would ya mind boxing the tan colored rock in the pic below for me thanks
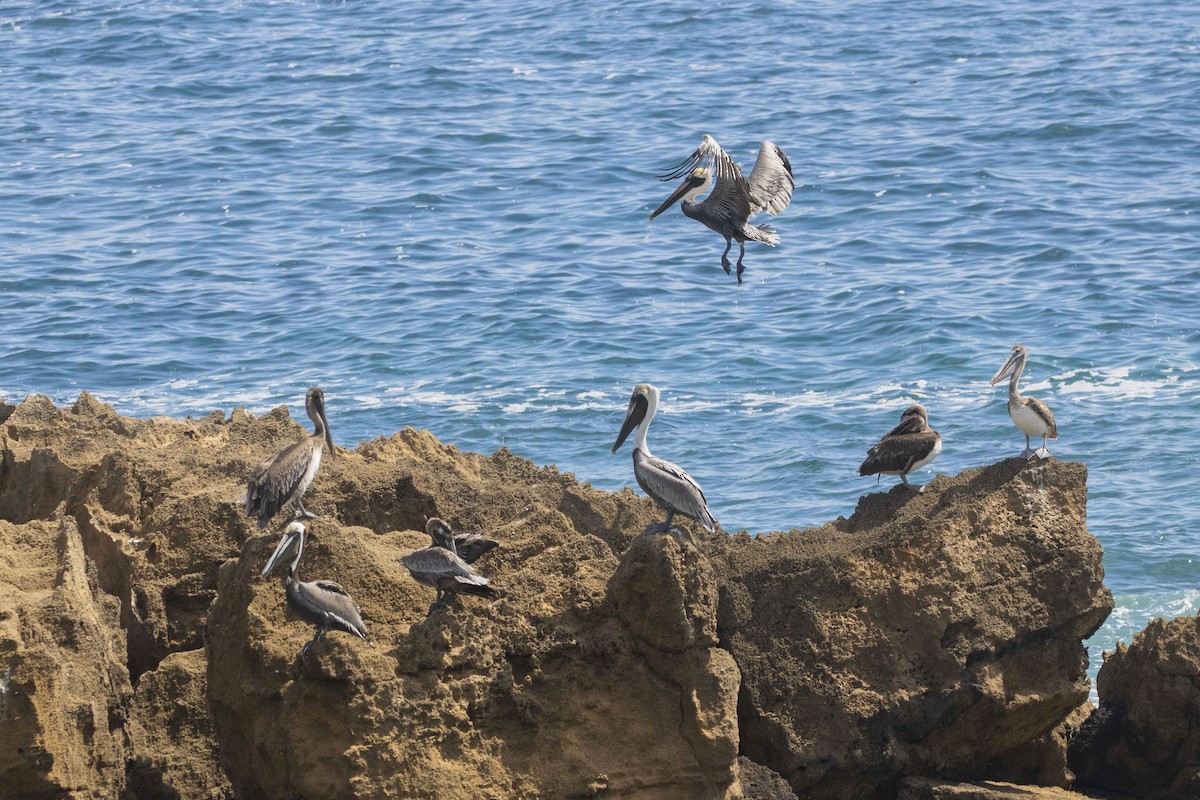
[711,459,1113,799]
[899,777,1124,799]
[0,394,1124,799]
[0,514,131,799]
[1069,615,1200,799]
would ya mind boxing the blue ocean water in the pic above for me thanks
[1,1,1197,685]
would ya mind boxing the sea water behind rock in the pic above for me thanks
[1,0,1197,685]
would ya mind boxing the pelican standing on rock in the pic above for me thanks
[611,383,717,535]
[402,542,499,614]
[990,345,1057,459]
[261,522,367,659]
[242,386,334,529]
[858,403,943,492]
[425,517,498,563]
[650,134,794,284]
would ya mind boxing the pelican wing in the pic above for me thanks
[452,532,500,564]
[634,451,717,532]
[859,430,941,476]
[747,141,794,217]
[294,579,367,639]
[1027,397,1058,438]
[243,439,317,526]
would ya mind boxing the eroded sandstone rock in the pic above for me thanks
[1069,614,1200,799]
[711,459,1113,799]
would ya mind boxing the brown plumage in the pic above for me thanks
[858,403,943,492]
[242,386,334,529]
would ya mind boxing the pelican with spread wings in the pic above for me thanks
[650,135,794,284]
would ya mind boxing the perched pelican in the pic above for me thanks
[261,522,367,659]
[650,134,794,284]
[425,517,498,564]
[990,345,1057,459]
[401,544,498,614]
[611,383,717,535]
[242,386,334,529]
[858,404,943,492]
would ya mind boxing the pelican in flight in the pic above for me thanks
[858,404,943,492]
[990,345,1057,459]
[611,383,717,536]
[242,386,334,529]
[261,522,367,659]
[650,134,794,284]
[425,517,498,564]
[402,542,499,614]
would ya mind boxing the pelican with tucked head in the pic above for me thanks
[261,522,367,659]
[401,542,499,615]
[242,386,335,528]
[650,134,794,284]
[612,383,717,536]
[990,345,1057,459]
[858,403,943,492]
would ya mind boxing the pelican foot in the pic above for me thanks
[735,263,745,284]
[645,521,673,535]
[720,258,732,275]
[904,482,926,493]
[1034,447,1052,459]
[1019,448,1036,459]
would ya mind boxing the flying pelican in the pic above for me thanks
[261,522,367,659]
[650,134,794,284]
[242,386,334,529]
[611,383,717,536]
[401,543,498,614]
[990,345,1057,459]
[425,517,498,564]
[858,403,943,492]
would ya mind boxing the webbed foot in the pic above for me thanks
[1034,447,1052,459]
[736,262,745,284]
[1019,448,1036,459]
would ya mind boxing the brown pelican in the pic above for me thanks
[401,543,499,614]
[990,345,1057,459]
[611,383,717,535]
[261,522,367,658]
[650,134,794,284]
[425,517,498,564]
[858,403,943,492]
[242,386,334,529]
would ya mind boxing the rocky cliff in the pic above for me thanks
[0,393,1127,799]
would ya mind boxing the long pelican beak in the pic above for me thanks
[649,174,702,221]
[611,393,648,453]
[990,351,1022,385]
[318,397,335,460]
[262,523,305,578]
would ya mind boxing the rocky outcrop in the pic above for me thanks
[1069,615,1200,799]
[711,459,1113,799]
[0,393,1119,798]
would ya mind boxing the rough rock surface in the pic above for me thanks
[1069,615,1200,799]
[0,393,1119,798]
[711,459,1113,799]
[899,777,1126,800]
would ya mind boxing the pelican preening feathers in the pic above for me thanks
[261,522,368,659]
[425,517,499,564]
[612,383,717,536]
[858,404,943,492]
[401,538,499,614]
[650,134,794,284]
[990,345,1058,459]
[242,386,335,529]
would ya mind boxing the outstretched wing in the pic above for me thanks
[747,141,794,217]
[658,134,751,222]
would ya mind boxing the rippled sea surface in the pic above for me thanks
[2,1,1198,682]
